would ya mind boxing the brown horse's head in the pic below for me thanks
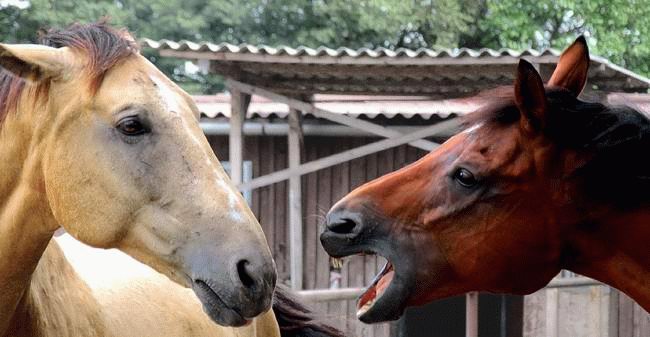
[0,23,275,326]
[321,37,647,322]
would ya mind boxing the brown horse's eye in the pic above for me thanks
[454,168,478,188]
[116,117,148,136]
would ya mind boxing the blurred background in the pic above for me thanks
[3,1,648,336]
[2,0,649,94]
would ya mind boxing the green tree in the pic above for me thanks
[1,0,649,92]
[468,0,650,76]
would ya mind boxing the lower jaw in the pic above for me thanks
[193,281,251,327]
[356,262,395,318]
[202,304,251,327]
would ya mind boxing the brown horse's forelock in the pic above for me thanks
[0,21,138,127]
[465,87,650,208]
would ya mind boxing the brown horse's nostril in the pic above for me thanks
[236,259,255,288]
[327,217,358,234]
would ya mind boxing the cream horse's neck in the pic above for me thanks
[7,241,106,337]
[0,93,101,336]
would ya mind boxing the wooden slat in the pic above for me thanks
[226,79,440,151]
[303,142,319,290]
[238,119,457,191]
[288,108,303,290]
[258,137,275,264]
[313,142,333,315]
[634,301,650,337]
[227,89,250,184]
[466,292,479,337]
[316,142,333,290]
[273,137,288,284]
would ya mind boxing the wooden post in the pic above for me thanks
[466,292,479,337]
[288,108,304,290]
[228,88,250,185]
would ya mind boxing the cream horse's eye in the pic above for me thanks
[116,116,149,136]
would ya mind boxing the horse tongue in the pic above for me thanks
[358,286,377,309]
[376,269,394,296]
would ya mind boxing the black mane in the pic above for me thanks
[468,87,650,208]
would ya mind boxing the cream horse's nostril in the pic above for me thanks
[236,259,255,288]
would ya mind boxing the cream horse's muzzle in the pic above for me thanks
[186,247,277,327]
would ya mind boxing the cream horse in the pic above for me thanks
[0,23,338,337]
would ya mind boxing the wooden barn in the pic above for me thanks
[143,40,650,337]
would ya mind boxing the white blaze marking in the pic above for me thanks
[151,76,181,113]
[150,75,246,223]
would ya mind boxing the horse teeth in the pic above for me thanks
[331,257,344,269]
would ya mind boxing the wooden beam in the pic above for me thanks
[227,88,250,185]
[296,288,364,302]
[288,108,303,290]
[226,79,440,151]
[238,119,459,191]
[235,62,517,81]
[233,74,509,97]
[466,292,479,337]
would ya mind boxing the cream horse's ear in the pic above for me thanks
[0,43,73,81]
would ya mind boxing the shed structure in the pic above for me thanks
[143,40,650,337]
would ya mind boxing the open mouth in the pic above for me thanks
[192,279,252,327]
[331,252,406,322]
[357,260,395,317]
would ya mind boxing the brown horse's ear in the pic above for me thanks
[0,44,73,82]
[515,59,547,132]
[548,36,590,96]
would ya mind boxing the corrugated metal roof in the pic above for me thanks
[193,94,481,120]
[142,39,650,97]
[141,38,559,59]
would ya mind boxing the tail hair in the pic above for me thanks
[272,285,346,337]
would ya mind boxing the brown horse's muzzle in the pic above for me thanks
[321,200,419,323]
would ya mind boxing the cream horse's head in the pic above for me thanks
[0,24,275,326]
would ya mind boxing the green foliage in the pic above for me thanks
[474,0,650,76]
[1,0,649,93]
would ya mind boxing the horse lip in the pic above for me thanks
[321,232,415,323]
[192,279,252,327]
[357,255,413,323]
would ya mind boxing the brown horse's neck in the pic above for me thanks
[0,94,102,336]
[564,204,650,311]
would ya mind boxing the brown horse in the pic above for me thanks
[321,36,650,323]
[0,22,340,337]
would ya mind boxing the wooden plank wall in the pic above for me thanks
[523,285,649,337]
[206,135,427,336]
[616,292,650,337]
